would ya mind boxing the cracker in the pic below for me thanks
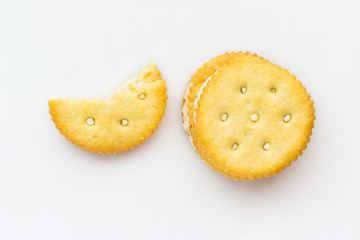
[183,52,315,180]
[49,63,167,154]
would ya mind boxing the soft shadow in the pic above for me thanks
[201,160,304,196]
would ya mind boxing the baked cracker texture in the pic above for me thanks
[182,52,315,180]
[49,63,167,154]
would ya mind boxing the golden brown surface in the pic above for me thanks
[183,52,315,180]
[49,64,167,154]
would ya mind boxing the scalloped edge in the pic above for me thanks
[49,64,168,154]
[183,51,315,180]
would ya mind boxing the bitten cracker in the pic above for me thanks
[49,63,167,154]
[182,52,315,180]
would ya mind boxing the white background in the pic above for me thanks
[1,0,359,239]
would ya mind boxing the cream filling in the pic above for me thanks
[182,82,193,134]
[182,68,222,145]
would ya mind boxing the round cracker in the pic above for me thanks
[185,53,315,180]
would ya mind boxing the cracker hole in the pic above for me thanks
[232,143,239,151]
[240,86,247,93]
[120,119,129,126]
[86,117,95,126]
[271,88,276,93]
[250,113,258,122]
[263,142,271,151]
[138,93,146,100]
[221,113,228,121]
[283,114,291,123]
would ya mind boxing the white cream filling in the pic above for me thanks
[182,82,193,134]
[182,68,223,146]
